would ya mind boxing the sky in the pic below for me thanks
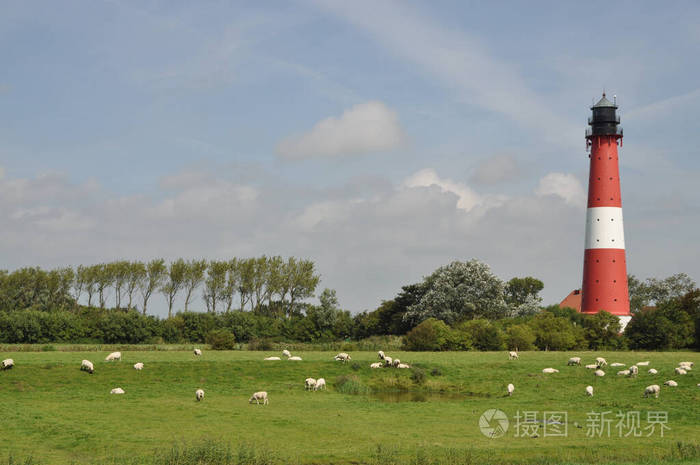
[1,1,699,317]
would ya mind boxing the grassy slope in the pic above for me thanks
[0,350,698,464]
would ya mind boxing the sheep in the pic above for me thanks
[617,370,631,376]
[674,367,687,375]
[648,368,658,374]
[664,380,678,387]
[542,368,559,374]
[80,360,94,374]
[678,363,692,371]
[567,357,582,366]
[288,356,302,361]
[585,385,594,396]
[133,362,144,370]
[1,359,13,370]
[383,356,393,367]
[636,361,650,366]
[305,378,317,391]
[264,356,281,361]
[196,389,204,401]
[314,378,326,391]
[678,361,694,367]
[508,351,519,360]
[378,351,385,360]
[594,369,605,377]
[334,353,351,363]
[629,365,638,376]
[595,357,607,367]
[249,391,268,405]
[193,348,202,356]
[282,349,291,358]
[396,363,410,369]
[585,364,598,369]
[105,352,121,362]
[392,359,401,368]
[644,385,660,398]
[610,362,625,367]
[110,387,125,394]
[370,362,383,369]
[507,383,514,396]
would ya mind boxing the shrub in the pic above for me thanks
[403,318,452,351]
[335,375,369,394]
[505,324,536,351]
[205,329,236,350]
[456,319,505,351]
[351,361,362,371]
[410,367,426,385]
[247,338,274,351]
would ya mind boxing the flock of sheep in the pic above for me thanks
[524,351,697,399]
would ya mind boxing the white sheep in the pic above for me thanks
[80,360,94,374]
[383,356,393,367]
[507,383,514,396]
[264,356,281,361]
[334,353,351,363]
[133,362,144,370]
[664,380,678,387]
[644,385,660,398]
[617,370,631,376]
[1,359,14,370]
[585,364,598,369]
[314,378,326,391]
[378,351,385,360]
[305,378,317,390]
[594,369,605,377]
[678,363,692,371]
[193,348,202,356]
[567,357,582,366]
[610,362,625,367]
[370,362,383,369]
[595,357,607,367]
[392,359,401,368]
[110,387,125,394]
[396,363,410,369]
[542,368,559,374]
[629,365,638,376]
[674,367,687,375]
[282,349,291,358]
[249,391,268,405]
[648,368,658,374]
[196,389,204,401]
[105,352,121,362]
[508,351,519,360]
[678,361,694,367]
[288,356,302,361]
[636,361,650,366]
[585,385,594,396]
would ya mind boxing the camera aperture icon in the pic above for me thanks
[479,409,509,438]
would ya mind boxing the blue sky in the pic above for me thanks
[1,1,699,315]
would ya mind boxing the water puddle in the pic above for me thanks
[369,391,466,403]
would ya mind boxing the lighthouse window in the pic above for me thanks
[613,280,617,283]
[612,259,616,263]
[610,197,614,200]
[611,218,614,221]
[609,177,613,180]
[596,259,600,263]
[611,239,615,242]
[596,280,599,283]
[596,218,600,222]
[596,239,600,242]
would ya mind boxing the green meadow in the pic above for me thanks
[0,349,698,465]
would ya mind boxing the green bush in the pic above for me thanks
[403,318,453,351]
[456,319,505,351]
[410,367,426,385]
[247,338,274,351]
[505,324,536,351]
[205,329,236,350]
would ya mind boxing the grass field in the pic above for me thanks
[0,350,699,465]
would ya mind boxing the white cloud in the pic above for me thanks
[277,101,405,159]
[535,172,586,207]
[470,155,519,184]
[403,168,482,212]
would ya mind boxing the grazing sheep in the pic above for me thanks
[636,361,650,366]
[644,385,660,398]
[110,388,125,394]
[105,352,121,362]
[629,365,638,376]
[1,359,13,370]
[305,378,317,391]
[378,351,385,360]
[678,361,694,367]
[314,378,326,391]
[542,368,559,374]
[567,357,582,366]
[193,348,202,356]
[133,362,144,370]
[288,356,302,361]
[610,362,625,367]
[196,389,204,401]
[585,364,598,369]
[80,360,94,374]
[282,349,291,358]
[334,353,351,363]
[595,357,607,367]
[392,359,401,368]
[396,363,410,369]
[648,368,658,374]
[585,385,594,396]
[678,363,692,371]
[675,367,687,375]
[594,369,606,377]
[664,380,678,387]
[370,362,383,369]
[507,383,514,396]
[617,370,631,376]
[383,357,393,367]
[249,391,268,405]
[264,356,281,361]
[508,351,519,360]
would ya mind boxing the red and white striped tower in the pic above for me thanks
[581,93,631,328]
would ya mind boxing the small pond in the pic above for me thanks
[369,391,467,403]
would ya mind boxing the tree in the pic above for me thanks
[203,260,228,313]
[161,259,187,318]
[287,258,320,318]
[223,258,241,312]
[505,277,544,306]
[238,258,255,311]
[82,265,98,307]
[251,256,268,312]
[309,288,340,332]
[111,261,130,309]
[139,259,166,315]
[94,264,113,309]
[125,262,146,310]
[403,259,508,325]
[583,310,622,349]
[265,256,283,307]
[183,259,207,311]
[505,324,536,351]
[403,318,453,351]
[628,273,697,311]
[72,265,87,308]
[528,312,586,351]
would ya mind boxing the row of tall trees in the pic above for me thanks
[0,256,320,317]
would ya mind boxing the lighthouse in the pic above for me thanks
[581,93,631,329]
